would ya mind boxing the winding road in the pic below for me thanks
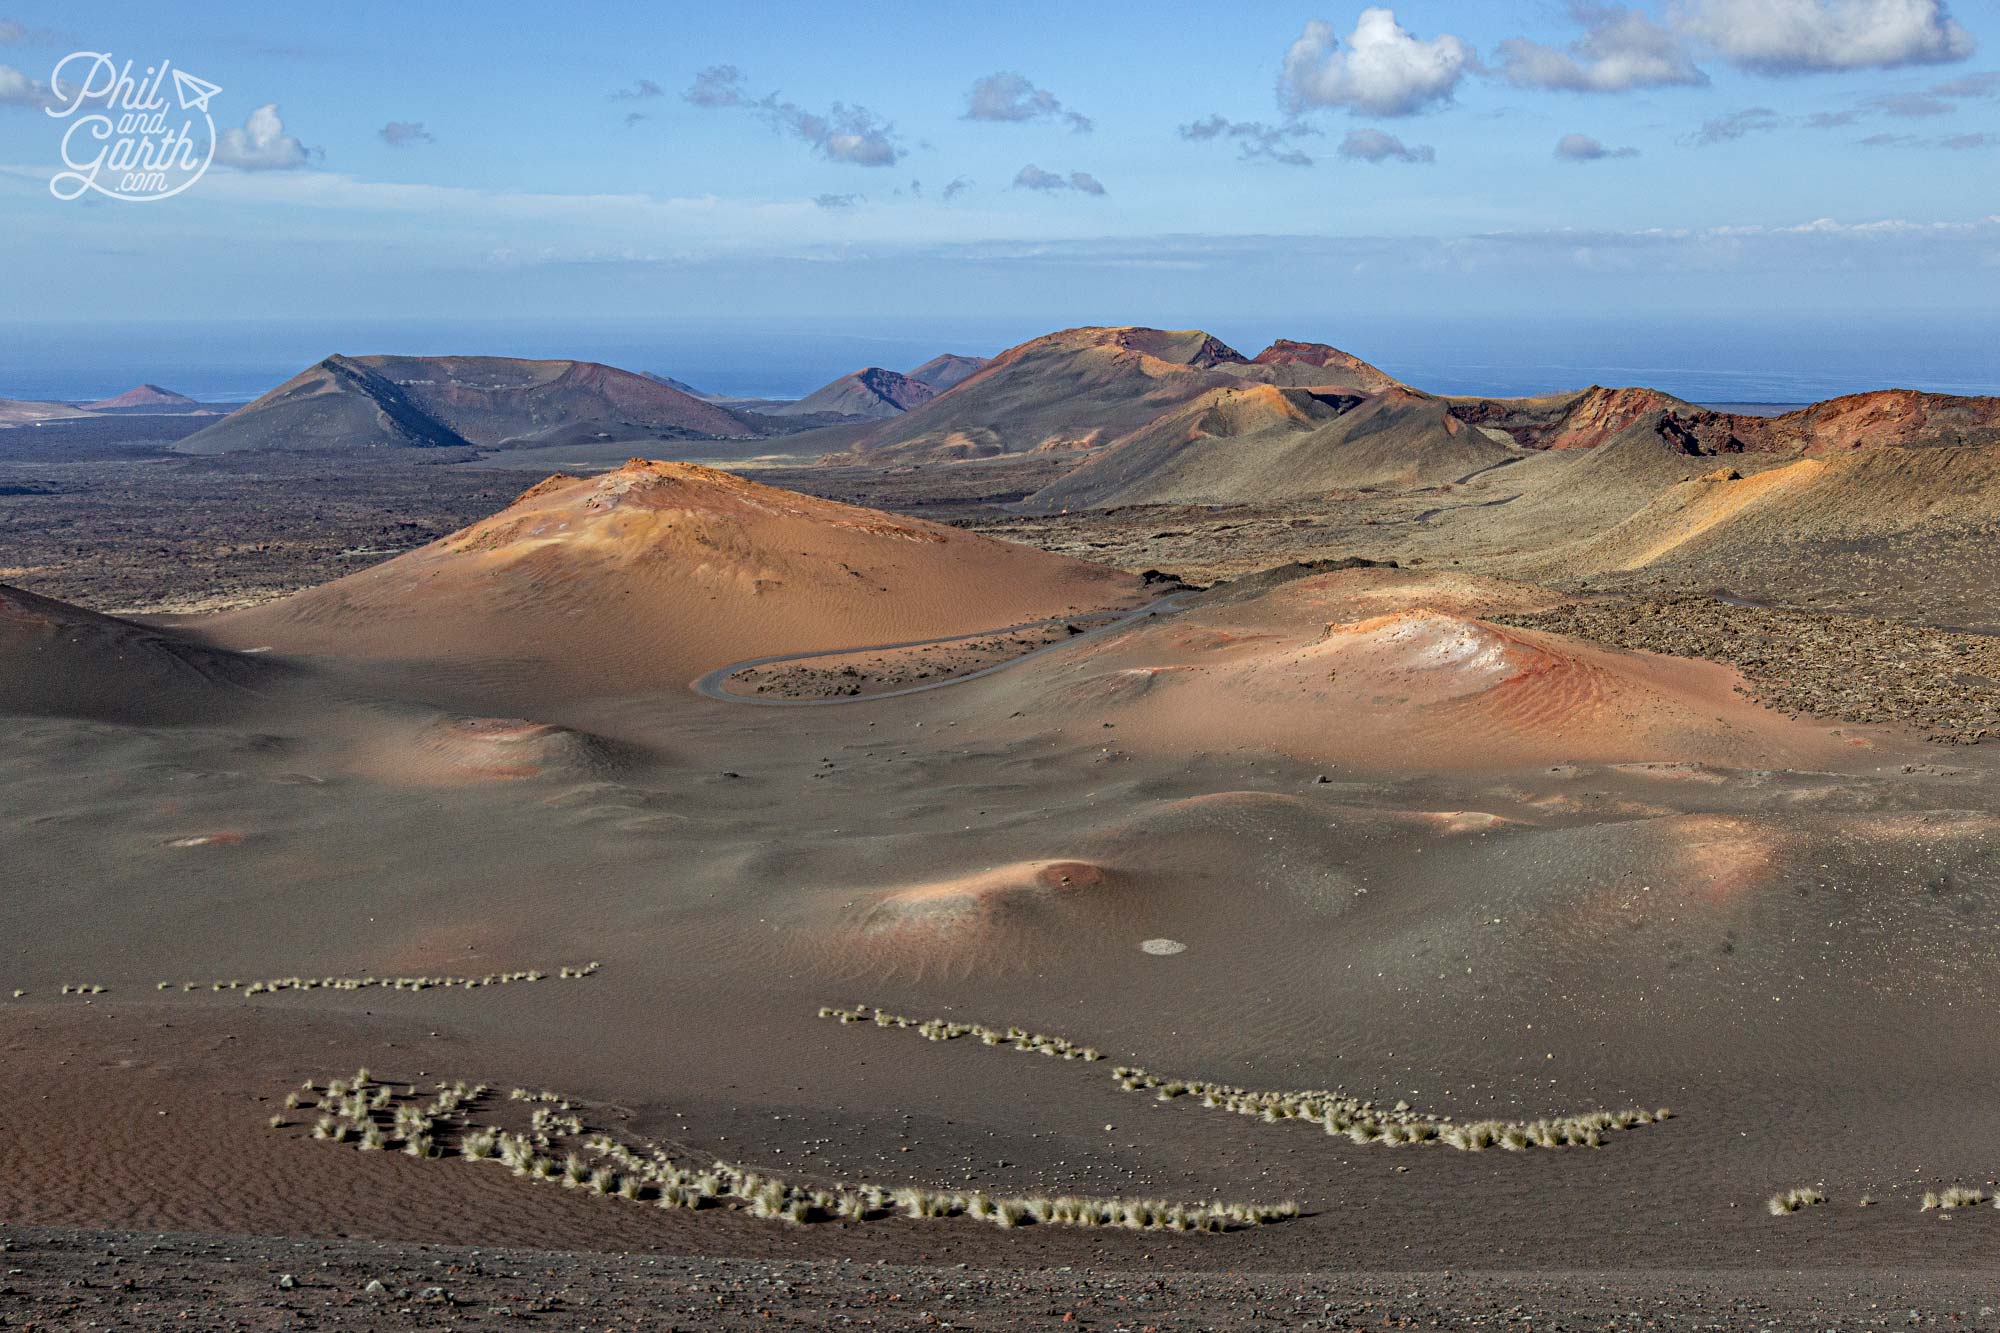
[690,593,1192,707]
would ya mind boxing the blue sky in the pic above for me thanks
[1,0,1997,332]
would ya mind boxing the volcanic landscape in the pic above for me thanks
[4,326,2000,1328]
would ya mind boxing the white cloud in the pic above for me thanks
[1555,131,1641,159]
[1012,164,1106,194]
[0,20,23,42]
[683,65,901,167]
[1499,4,1708,91]
[0,61,54,108]
[1678,0,1974,73]
[1279,10,1473,117]
[964,73,1092,132]
[609,79,663,101]
[1337,127,1435,163]
[216,103,311,170]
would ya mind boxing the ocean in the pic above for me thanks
[2,313,1994,406]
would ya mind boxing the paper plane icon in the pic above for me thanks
[171,68,222,113]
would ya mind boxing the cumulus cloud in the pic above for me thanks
[0,61,55,108]
[1012,164,1106,194]
[963,72,1091,132]
[1555,131,1641,159]
[1279,9,1473,117]
[1337,127,1435,163]
[813,192,860,209]
[1178,114,1318,166]
[216,104,311,170]
[0,19,22,42]
[609,79,664,101]
[378,120,433,147]
[1498,3,1708,91]
[683,64,901,166]
[1678,0,1975,73]
[1686,105,1784,144]
[940,176,972,201]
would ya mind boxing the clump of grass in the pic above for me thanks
[1936,1185,1987,1211]
[1768,1186,1826,1215]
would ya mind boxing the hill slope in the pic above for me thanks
[0,583,279,723]
[177,355,756,454]
[1544,443,2000,574]
[1450,386,2000,454]
[0,398,92,427]
[1235,340,1409,394]
[201,459,1140,702]
[1024,385,1510,511]
[834,327,1257,463]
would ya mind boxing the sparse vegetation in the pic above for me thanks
[1924,1185,1989,1212]
[280,1065,1294,1234]
[8,964,601,1007]
[818,1003,1670,1153]
[1768,1186,1826,1215]
[158,962,600,996]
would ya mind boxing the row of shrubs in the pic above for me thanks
[819,1003,1671,1153]
[283,1066,1297,1233]
[12,962,602,1001]
[1768,1183,2000,1213]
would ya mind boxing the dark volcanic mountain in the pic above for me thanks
[768,367,938,419]
[906,353,989,392]
[177,355,758,454]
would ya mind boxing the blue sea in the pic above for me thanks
[2,314,1995,406]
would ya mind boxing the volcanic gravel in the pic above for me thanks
[1496,596,2000,744]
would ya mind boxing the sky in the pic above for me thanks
[1,1,1997,384]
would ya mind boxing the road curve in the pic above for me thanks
[690,593,1192,707]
